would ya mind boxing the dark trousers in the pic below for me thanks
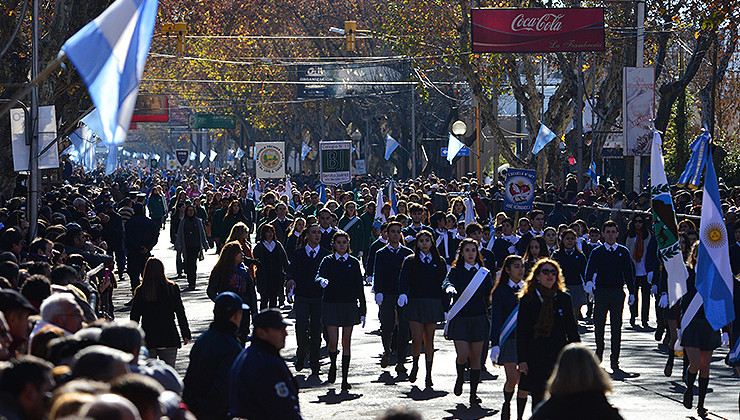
[379,293,409,362]
[185,247,199,288]
[594,288,625,364]
[295,296,323,371]
[153,216,164,231]
[629,275,651,322]
[108,247,125,275]
[127,254,148,291]
[238,310,251,346]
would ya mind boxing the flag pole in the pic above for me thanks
[0,53,67,118]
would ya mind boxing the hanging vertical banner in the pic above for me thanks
[174,149,190,167]
[255,142,285,178]
[623,67,655,156]
[11,106,60,171]
[503,168,536,211]
[319,141,352,185]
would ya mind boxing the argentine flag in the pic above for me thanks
[696,145,735,330]
[530,123,557,156]
[447,133,464,164]
[677,130,710,189]
[385,134,400,160]
[388,180,398,217]
[61,0,158,146]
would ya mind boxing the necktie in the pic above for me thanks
[340,256,346,262]
[309,250,315,259]
[424,256,430,264]
[470,266,477,273]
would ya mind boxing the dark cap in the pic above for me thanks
[0,289,39,314]
[214,292,249,318]
[253,308,291,330]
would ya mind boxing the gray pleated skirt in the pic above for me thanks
[446,314,489,342]
[322,302,360,327]
[407,298,445,324]
[567,284,587,307]
[499,330,518,364]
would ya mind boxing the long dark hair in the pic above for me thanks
[524,236,549,262]
[452,238,485,269]
[224,200,244,221]
[331,230,352,254]
[627,214,650,239]
[259,223,276,242]
[494,254,523,291]
[412,230,443,266]
[134,258,175,302]
[209,242,243,293]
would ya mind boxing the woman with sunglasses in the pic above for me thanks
[625,214,657,329]
[517,258,580,410]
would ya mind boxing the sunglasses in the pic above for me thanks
[540,268,558,276]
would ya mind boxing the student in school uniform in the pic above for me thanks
[551,229,588,321]
[543,227,559,256]
[252,224,289,310]
[318,208,338,251]
[373,221,414,374]
[285,224,331,377]
[398,230,447,389]
[493,217,519,268]
[442,238,494,406]
[402,203,433,249]
[490,255,528,420]
[338,201,365,257]
[365,223,388,286]
[624,214,658,329]
[431,211,457,266]
[466,222,497,371]
[316,230,366,391]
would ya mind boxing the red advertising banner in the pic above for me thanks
[471,8,605,53]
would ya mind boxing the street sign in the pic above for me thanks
[189,114,236,129]
[255,142,285,178]
[320,141,352,185]
[441,147,470,157]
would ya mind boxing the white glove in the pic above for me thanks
[445,286,458,295]
[658,293,669,308]
[318,277,329,288]
[404,235,415,243]
[367,276,374,286]
[287,286,295,302]
[584,281,595,294]
[628,294,636,306]
[361,316,366,328]
[651,285,658,297]
[375,293,384,306]
[722,332,730,347]
[358,251,364,259]
[489,346,501,364]
[647,271,654,284]
[397,294,408,307]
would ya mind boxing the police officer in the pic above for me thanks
[229,309,302,420]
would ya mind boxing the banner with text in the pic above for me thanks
[471,8,605,53]
[503,168,537,211]
[320,141,352,185]
[255,142,285,178]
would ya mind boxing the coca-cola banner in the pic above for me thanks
[471,8,605,53]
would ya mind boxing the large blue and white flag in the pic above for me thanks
[61,0,158,146]
[385,134,400,160]
[68,124,97,173]
[530,123,557,155]
[284,178,294,208]
[301,140,311,161]
[105,145,118,175]
[696,145,735,330]
[447,133,464,164]
[585,160,597,180]
[651,132,688,306]
[677,130,710,189]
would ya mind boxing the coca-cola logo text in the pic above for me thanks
[511,13,565,32]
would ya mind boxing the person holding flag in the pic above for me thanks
[490,255,528,420]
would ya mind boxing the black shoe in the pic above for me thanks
[470,394,481,405]
[611,361,620,372]
[664,356,674,377]
[380,352,391,368]
[683,387,693,409]
[425,376,433,389]
[655,328,664,341]
[124,299,133,307]
[310,369,320,378]
[630,317,637,328]
[395,364,407,380]
[341,380,352,391]
[697,406,707,417]
[454,376,464,396]
[409,364,419,383]
[295,356,305,372]
[501,403,511,420]
[642,321,650,329]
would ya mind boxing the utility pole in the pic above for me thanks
[28,0,40,241]
[411,84,417,178]
[575,54,584,190]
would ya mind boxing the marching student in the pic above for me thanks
[624,214,658,329]
[402,203,432,249]
[466,223,496,272]
[432,212,456,266]
[365,222,388,286]
[318,208,338,250]
[284,217,306,263]
[397,230,447,389]
[373,222,413,375]
[514,217,533,256]
[523,236,549,275]
[338,202,365,257]
[316,231,366,391]
[585,220,636,371]
[442,238,494,406]
[493,217,519,268]
[551,229,588,321]
[252,224,289,310]
[517,258,580,410]
[543,227,559,256]
[285,224,331,377]
[490,255,528,420]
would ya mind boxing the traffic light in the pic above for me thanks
[344,21,357,52]
[174,22,187,54]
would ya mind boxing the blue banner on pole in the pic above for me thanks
[503,169,536,212]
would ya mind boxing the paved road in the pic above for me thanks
[112,225,739,420]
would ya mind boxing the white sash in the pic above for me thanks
[341,216,360,232]
[444,267,490,337]
[436,231,449,258]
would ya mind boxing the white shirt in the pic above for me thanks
[263,240,276,252]
[378,237,388,244]
[334,252,349,262]
[508,279,525,291]
[420,252,432,263]
[387,244,401,254]
[531,230,544,237]
[605,243,618,252]
[321,227,334,234]
[464,262,481,271]
[305,244,320,257]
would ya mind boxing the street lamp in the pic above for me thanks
[452,120,467,136]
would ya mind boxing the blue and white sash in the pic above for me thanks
[341,216,360,232]
[444,267,490,337]
[499,304,519,346]
[729,336,740,364]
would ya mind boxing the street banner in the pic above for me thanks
[471,8,605,53]
[320,141,352,185]
[175,149,190,167]
[503,168,536,211]
[11,106,60,171]
[355,159,367,175]
[623,67,655,156]
[650,132,688,306]
[255,142,285,178]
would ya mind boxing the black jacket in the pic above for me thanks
[287,246,331,299]
[130,282,191,348]
[530,392,623,420]
[517,290,580,366]
[125,214,159,255]
[183,320,243,420]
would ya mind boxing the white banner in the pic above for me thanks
[319,141,352,185]
[623,67,654,156]
[255,142,285,178]
[11,106,60,171]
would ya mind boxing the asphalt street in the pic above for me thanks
[112,225,739,420]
